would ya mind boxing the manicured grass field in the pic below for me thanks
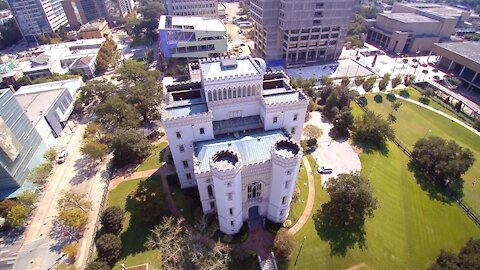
[107,176,165,269]
[288,142,480,270]
[135,142,168,172]
[358,94,480,213]
[288,159,310,225]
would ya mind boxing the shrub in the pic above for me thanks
[474,119,480,132]
[95,233,122,266]
[419,97,430,105]
[0,200,17,217]
[85,260,110,270]
[283,220,292,228]
[101,206,125,235]
[6,204,30,228]
[222,234,233,243]
[272,228,295,261]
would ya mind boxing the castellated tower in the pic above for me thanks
[209,150,244,234]
[268,139,303,223]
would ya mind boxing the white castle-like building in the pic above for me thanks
[161,56,308,234]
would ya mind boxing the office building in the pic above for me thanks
[161,56,308,234]
[7,0,68,42]
[0,88,48,198]
[14,78,83,145]
[79,20,112,39]
[165,0,218,18]
[391,2,470,27]
[62,0,89,30]
[432,42,480,93]
[250,0,358,67]
[158,15,227,59]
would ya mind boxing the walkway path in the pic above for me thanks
[393,94,480,136]
[288,157,316,235]
[109,168,161,190]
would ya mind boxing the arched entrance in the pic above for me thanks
[249,205,259,219]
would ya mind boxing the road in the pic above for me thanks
[12,116,109,270]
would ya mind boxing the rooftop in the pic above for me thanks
[80,20,108,31]
[263,92,300,104]
[14,88,64,125]
[399,3,468,18]
[195,130,287,172]
[381,13,439,23]
[165,100,208,118]
[434,42,480,64]
[201,57,261,81]
[159,15,226,32]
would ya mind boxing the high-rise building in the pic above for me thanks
[7,0,68,42]
[62,0,89,30]
[164,0,218,18]
[161,56,308,234]
[250,0,358,67]
[0,88,48,198]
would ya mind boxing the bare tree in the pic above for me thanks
[303,124,323,140]
[58,190,92,213]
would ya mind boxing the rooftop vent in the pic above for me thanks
[221,58,237,70]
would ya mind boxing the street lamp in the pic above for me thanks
[294,236,307,266]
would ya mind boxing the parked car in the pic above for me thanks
[317,165,333,174]
[56,150,68,164]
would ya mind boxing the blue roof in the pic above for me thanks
[166,103,208,118]
[195,130,287,172]
[263,92,299,104]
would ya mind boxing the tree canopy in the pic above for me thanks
[95,233,122,266]
[303,125,323,140]
[111,128,152,166]
[101,206,125,235]
[410,136,474,186]
[429,238,480,270]
[352,111,394,148]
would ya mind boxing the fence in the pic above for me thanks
[354,98,480,227]
[85,166,112,264]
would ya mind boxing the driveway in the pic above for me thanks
[304,112,362,185]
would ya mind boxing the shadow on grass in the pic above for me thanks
[313,204,367,256]
[352,138,389,156]
[386,93,396,102]
[407,162,463,203]
[373,94,383,103]
[399,89,410,98]
[357,96,368,107]
[117,175,169,260]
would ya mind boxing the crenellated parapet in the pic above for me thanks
[161,109,213,127]
[270,139,303,167]
[209,149,242,180]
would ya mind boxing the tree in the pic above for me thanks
[303,125,322,140]
[79,79,116,107]
[378,74,390,92]
[341,76,350,88]
[410,136,475,186]
[320,75,333,86]
[58,207,89,232]
[95,233,122,266]
[272,228,295,261]
[133,180,164,223]
[314,172,378,255]
[474,119,480,132]
[391,75,402,88]
[80,139,108,161]
[352,111,394,147]
[96,39,118,72]
[138,0,165,20]
[429,238,480,270]
[362,76,376,92]
[6,204,29,228]
[16,76,32,87]
[32,73,80,84]
[58,190,92,213]
[101,206,125,235]
[94,96,141,129]
[404,74,415,86]
[145,216,189,269]
[43,148,57,163]
[26,162,53,184]
[0,200,16,217]
[111,128,152,167]
[123,79,162,122]
[17,190,38,206]
[61,242,78,262]
[354,76,365,90]
[333,107,354,135]
[146,48,154,64]
[85,260,110,270]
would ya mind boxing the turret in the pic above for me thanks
[268,139,303,223]
[210,150,243,234]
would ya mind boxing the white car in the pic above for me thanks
[317,165,333,174]
[56,151,68,164]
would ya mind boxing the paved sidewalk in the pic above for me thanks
[288,157,316,235]
[393,94,480,136]
[109,168,161,190]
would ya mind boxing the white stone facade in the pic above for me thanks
[162,56,308,234]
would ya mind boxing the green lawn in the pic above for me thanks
[358,93,480,213]
[135,142,168,172]
[287,141,480,270]
[394,87,472,124]
[288,158,310,225]
[107,176,166,269]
